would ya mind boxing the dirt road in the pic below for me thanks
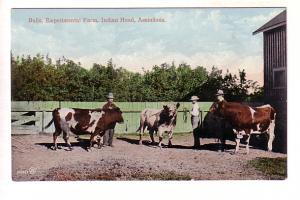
[12,133,286,181]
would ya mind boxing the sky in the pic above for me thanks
[11,8,285,85]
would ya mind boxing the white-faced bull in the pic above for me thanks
[45,107,124,151]
[137,103,180,148]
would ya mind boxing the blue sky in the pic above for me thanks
[11,8,285,85]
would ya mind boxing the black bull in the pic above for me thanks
[193,112,235,150]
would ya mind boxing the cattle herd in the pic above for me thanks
[45,100,276,154]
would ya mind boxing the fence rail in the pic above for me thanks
[11,101,213,134]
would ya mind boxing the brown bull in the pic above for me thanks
[45,107,124,151]
[210,100,276,154]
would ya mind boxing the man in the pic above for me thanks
[190,95,201,148]
[102,92,117,147]
[215,89,242,139]
[190,95,200,130]
[216,89,225,102]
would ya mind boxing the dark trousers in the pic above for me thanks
[103,129,114,146]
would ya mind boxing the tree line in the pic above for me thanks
[11,54,263,102]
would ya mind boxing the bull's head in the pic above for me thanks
[104,107,124,124]
[209,101,224,117]
[163,102,180,118]
[114,107,124,123]
[209,102,218,113]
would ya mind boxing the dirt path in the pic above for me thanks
[12,133,286,181]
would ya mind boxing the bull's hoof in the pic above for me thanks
[230,150,239,155]
[87,148,92,152]
[51,146,57,151]
[151,141,155,145]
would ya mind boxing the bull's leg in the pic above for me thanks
[233,129,240,153]
[168,131,173,147]
[267,120,276,152]
[149,130,155,145]
[139,134,143,145]
[52,131,61,150]
[97,132,104,149]
[97,135,103,149]
[158,136,163,148]
[63,131,72,151]
[234,138,240,153]
[88,134,96,151]
[245,134,251,154]
[267,132,275,152]
[157,129,163,148]
[138,124,145,145]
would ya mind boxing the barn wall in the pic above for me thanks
[263,25,287,153]
[263,25,287,102]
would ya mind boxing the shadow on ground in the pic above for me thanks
[35,137,91,150]
[116,136,236,152]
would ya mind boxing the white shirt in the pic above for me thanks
[191,102,200,117]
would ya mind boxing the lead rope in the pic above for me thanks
[183,107,188,123]
[125,119,128,132]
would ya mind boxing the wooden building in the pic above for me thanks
[253,10,287,153]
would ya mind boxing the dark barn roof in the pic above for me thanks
[253,10,286,35]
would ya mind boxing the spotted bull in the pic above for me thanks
[45,107,124,151]
[137,103,180,147]
[209,100,276,154]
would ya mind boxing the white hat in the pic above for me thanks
[190,96,199,101]
[106,92,114,99]
[216,90,224,96]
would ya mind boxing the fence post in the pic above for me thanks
[200,111,203,128]
[42,111,45,132]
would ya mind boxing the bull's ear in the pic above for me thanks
[176,102,180,108]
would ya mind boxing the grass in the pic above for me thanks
[247,157,287,180]
[132,171,192,180]
[43,167,192,181]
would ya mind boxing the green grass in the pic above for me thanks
[247,157,287,180]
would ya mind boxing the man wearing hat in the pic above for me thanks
[102,92,117,147]
[216,89,225,102]
[190,95,201,130]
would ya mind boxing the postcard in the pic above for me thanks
[9,7,287,182]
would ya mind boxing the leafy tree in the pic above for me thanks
[11,54,263,102]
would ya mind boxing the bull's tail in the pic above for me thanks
[270,106,276,121]
[44,118,54,129]
[136,126,141,133]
